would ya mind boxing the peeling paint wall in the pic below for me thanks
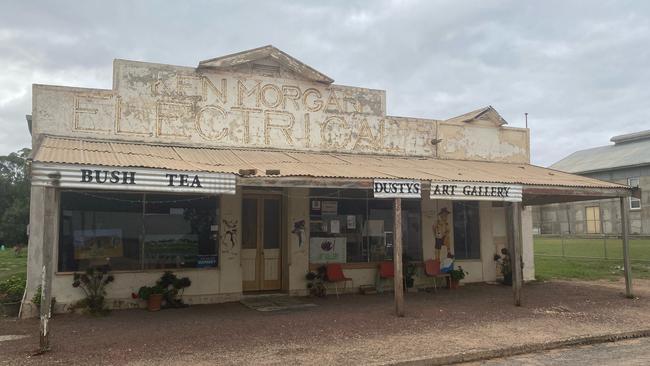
[438,122,530,163]
[33,59,437,157]
[32,57,528,161]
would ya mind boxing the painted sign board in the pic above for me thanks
[32,61,438,157]
[309,237,347,263]
[430,181,522,202]
[373,179,422,198]
[31,163,237,194]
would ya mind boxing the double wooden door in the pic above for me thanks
[241,195,282,291]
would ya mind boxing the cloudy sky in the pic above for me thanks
[1,0,648,166]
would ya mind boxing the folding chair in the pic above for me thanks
[424,259,448,293]
[376,261,394,294]
[326,263,353,298]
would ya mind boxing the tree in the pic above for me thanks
[0,148,31,246]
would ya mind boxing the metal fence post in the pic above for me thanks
[603,235,608,259]
[561,234,566,258]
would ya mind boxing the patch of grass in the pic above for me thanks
[535,237,650,281]
[535,237,650,260]
[0,249,27,283]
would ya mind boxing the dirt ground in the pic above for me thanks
[2,279,650,365]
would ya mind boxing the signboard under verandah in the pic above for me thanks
[430,181,523,202]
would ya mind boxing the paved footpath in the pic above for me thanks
[463,337,650,365]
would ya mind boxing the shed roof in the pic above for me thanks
[551,130,650,173]
[32,136,626,192]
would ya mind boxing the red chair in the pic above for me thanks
[424,259,448,292]
[376,261,394,294]
[326,263,353,298]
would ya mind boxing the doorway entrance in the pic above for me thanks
[241,194,282,291]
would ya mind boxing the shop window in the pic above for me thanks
[58,191,219,272]
[309,190,421,263]
[452,201,480,260]
[629,178,641,210]
[144,194,219,269]
[585,206,601,234]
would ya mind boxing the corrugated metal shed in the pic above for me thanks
[551,130,650,174]
[33,136,626,189]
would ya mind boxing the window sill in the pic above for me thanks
[309,261,424,270]
[56,267,220,276]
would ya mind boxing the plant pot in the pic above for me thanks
[147,294,163,311]
[0,301,21,318]
[447,278,460,289]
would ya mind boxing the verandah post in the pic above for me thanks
[39,187,55,352]
[394,197,404,317]
[506,202,523,306]
[620,196,633,298]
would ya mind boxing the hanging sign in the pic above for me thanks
[373,179,421,198]
[430,181,522,202]
[31,163,237,195]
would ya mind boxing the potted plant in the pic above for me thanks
[158,271,191,308]
[134,271,192,311]
[306,265,327,297]
[447,266,467,289]
[0,275,25,318]
[136,285,165,311]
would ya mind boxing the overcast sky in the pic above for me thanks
[1,0,648,166]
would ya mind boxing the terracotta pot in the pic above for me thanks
[147,293,163,311]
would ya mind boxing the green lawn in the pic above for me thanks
[534,236,650,281]
[0,249,27,283]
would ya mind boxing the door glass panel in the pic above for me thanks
[263,199,280,249]
[242,198,258,249]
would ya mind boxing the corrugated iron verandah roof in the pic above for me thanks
[32,136,631,197]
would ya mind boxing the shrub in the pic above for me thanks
[134,271,191,309]
[0,274,25,303]
[72,266,114,315]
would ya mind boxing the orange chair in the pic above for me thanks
[377,261,394,294]
[326,263,353,298]
[424,259,449,292]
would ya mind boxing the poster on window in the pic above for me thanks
[73,229,124,259]
[322,201,338,216]
[309,237,347,263]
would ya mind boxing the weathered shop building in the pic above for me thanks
[22,46,636,317]
[533,131,650,235]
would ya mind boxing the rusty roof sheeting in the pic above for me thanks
[33,137,627,189]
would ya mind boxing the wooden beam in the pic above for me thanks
[523,185,633,197]
[620,197,633,298]
[393,198,404,317]
[506,202,523,306]
[39,187,55,352]
[238,177,374,189]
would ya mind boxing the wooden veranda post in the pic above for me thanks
[620,196,633,298]
[506,202,523,306]
[394,197,404,317]
[39,187,55,352]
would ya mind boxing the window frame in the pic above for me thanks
[628,177,641,210]
[308,189,423,265]
[56,189,221,274]
[451,201,481,260]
